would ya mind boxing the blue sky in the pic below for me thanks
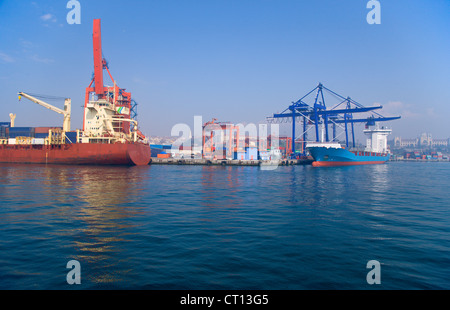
[0,0,449,140]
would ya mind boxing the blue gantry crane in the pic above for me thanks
[267,83,401,157]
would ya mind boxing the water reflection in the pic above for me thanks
[368,164,389,193]
[69,165,150,286]
[0,163,151,287]
[200,166,243,208]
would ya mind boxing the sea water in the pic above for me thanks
[0,162,449,289]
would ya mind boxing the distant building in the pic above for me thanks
[394,136,419,148]
[419,133,433,147]
[394,133,448,149]
[432,139,449,147]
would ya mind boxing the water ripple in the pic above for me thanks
[0,162,449,289]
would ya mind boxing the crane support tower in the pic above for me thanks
[267,83,401,157]
[18,92,71,132]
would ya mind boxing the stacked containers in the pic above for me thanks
[234,151,246,160]
[8,127,35,139]
[34,127,62,139]
[246,147,258,160]
[0,122,10,138]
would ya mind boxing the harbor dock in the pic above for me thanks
[150,158,314,166]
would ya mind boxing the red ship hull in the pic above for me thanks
[312,160,387,167]
[0,142,151,166]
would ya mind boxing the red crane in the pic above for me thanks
[84,19,132,135]
[92,19,105,97]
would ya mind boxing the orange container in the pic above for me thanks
[157,153,170,158]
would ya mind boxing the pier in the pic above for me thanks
[150,158,313,166]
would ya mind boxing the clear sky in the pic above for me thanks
[0,0,449,140]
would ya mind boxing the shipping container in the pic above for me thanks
[35,133,49,139]
[234,152,246,160]
[31,138,45,145]
[9,127,35,132]
[9,133,35,138]
[150,144,172,150]
[65,132,77,144]
[8,138,16,145]
[0,126,7,138]
[8,127,35,138]
[246,147,258,161]
[157,153,170,158]
[34,127,62,134]
[151,148,164,157]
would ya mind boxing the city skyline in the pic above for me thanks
[0,0,449,139]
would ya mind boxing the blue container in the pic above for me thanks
[35,133,49,139]
[9,127,35,132]
[8,127,35,138]
[246,147,258,160]
[234,152,246,160]
[9,132,35,138]
[65,132,77,144]
[151,148,164,157]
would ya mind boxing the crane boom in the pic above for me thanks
[18,92,71,132]
[93,19,105,97]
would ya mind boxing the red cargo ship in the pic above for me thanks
[0,19,151,166]
[0,142,150,166]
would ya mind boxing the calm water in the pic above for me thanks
[0,162,449,289]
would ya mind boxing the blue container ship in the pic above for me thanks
[307,125,392,167]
